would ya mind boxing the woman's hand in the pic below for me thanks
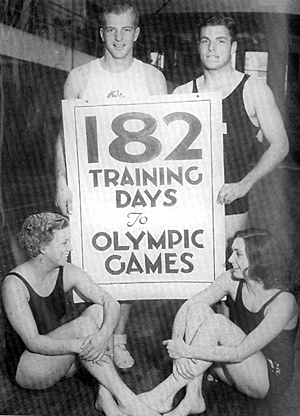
[163,338,189,359]
[79,331,111,363]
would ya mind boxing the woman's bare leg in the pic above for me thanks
[16,305,160,416]
[164,374,206,416]
[15,304,105,388]
[96,385,127,416]
[83,357,160,416]
[164,305,215,416]
[166,313,269,416]
[139,305,214,413]
[141,304,269,416]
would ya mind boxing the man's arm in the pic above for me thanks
[218,78,289,206]
[55,127,73,215]
[55,67,89,215]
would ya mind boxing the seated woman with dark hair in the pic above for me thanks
[139,228,299,416]
[2,212,160,416]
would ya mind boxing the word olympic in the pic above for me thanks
[92,228,204,275]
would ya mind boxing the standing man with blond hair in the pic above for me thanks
[55,1,167,370]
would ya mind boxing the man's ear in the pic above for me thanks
[134,26,140,42]
[100,28,104,42]
[231,41,237,55]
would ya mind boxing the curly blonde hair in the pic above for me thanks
[19,213,69,257]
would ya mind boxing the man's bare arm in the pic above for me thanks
[55,127,73,215]
[55,67,89,215]
[218,79,289,205]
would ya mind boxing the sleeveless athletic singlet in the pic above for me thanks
[230,280,298,400]
[193,75,259,215]
[3,267,66,381]
[80,58,150,101]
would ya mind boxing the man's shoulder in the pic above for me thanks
[244,75,270,93]
[243,75,274,103]
[64,59,98,99]
[134,60,167,94]
[172,79,194,94]
[137,60,164,77]
[69,59,97,78]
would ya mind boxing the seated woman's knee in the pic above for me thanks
[213,312,229,326]
[186,303,213,324]
[203,312,230,332]
[82,304,104,328]
[75,314,98,336]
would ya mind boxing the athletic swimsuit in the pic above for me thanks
[230,280,298,400]
[3,267,66,382]
[192,75,260,215]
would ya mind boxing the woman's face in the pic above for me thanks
[228,237,249,278]
[42,226,72,267]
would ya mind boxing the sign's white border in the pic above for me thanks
[62,93,225,300]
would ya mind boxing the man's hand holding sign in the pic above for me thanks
[62,93,225,300]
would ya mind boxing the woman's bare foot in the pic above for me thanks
[119,398,162,416]
[164,395,206,416]
[95,386,126,416]
[96,384,161,416]
[138,390,174,414]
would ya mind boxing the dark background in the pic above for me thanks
[0,1,300,415]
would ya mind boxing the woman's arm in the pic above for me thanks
[63,263,120,361]
[2,276,83,355]
[169,292,298,363]
[233,292,298,362]
[64,263,120,336]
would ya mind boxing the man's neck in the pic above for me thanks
[203,65,236,89]
[101,53,134,73]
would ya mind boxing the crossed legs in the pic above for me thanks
[139,303,269,416]
[15,304,160,416]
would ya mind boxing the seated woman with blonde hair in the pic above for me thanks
[2,212,160,416]
[139,228,299,416]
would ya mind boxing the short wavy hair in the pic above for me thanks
[100,1,140,29]
[19,213,69,258]
[199,14,237,44]
[233,228,290,290]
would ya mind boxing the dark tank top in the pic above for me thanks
[6,267,66,334]
[230,280,297,392]
[3,267,66,380]
[193,75,259,215]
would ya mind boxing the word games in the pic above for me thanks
[63,94,224,299]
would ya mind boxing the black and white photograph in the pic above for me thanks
[0,1,299,415]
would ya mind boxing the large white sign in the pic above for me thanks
[62,93,225,300]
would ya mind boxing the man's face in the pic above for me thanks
[100,10,140,60]
[199,25,236,70]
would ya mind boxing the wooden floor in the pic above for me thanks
[0,166,300,416]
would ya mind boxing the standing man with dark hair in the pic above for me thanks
[55,1,167,370]
[173,15,289,242]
